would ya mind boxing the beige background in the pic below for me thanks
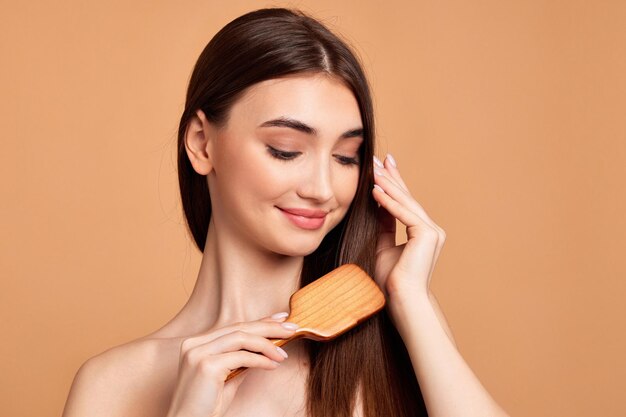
[1,1,625,416]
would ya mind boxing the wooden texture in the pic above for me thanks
[225,263,386,381]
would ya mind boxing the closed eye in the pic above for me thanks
[267,145,360,166]
[267,145,301,160]
[334,155,360,166]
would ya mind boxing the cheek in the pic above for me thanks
[248,161,297,199]
[334,169,360,207]
[222,148,293,201]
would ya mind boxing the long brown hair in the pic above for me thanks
[176,7,428,417]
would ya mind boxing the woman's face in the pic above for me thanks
[200,73,364,256]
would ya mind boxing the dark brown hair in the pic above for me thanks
[176,7,428,417]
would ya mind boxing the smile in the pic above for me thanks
[277,207,328,230]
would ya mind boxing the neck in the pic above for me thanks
[170,216,304,336]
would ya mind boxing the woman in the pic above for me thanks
[62,7,510,417]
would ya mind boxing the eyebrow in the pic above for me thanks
[257,116,363,139]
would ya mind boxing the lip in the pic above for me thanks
[279,207,329,218]
[277,207,328,230]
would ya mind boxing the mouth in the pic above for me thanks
[276,207,328,230]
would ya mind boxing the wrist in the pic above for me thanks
[387,288,432,329]
[387,286,430,311]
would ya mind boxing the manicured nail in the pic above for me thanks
[386,153,397,167]
[373,184,385,193]
[271,312,289,320]
[281,322,299,330]
[373,155,384,168]
[374,168,384,176]
[276,346,289,358]
[271,360,281,366]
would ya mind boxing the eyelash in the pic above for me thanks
[266,145,360,166]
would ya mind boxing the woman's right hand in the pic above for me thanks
[165,312,298,417]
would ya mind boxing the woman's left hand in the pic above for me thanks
[370,154,447,309]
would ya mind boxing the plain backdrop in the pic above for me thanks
[1,1,625,416]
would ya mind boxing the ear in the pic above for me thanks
[184,109,217,175]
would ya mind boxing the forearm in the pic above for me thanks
[428,291,458,348]
[389,293,509,417]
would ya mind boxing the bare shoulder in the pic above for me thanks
[62,336,182,417]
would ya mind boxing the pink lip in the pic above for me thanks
[279,207,329,218]
[277,207,328,230]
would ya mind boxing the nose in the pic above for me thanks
[296,157,334,203]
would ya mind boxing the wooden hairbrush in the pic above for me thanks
[225,263,386,381]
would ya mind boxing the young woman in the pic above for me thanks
[62,7,510,417]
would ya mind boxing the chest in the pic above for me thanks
[222,365,364,417]
[133,338,364,417]
[222,360,309,417]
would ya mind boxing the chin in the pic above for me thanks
[270,234,325,257]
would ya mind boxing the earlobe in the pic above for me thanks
[184,109,215,176]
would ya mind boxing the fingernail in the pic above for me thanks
[281,322,299,330]
[276,346,289,358]
[386,153,397,167]
[271,312,289,320]
[271,360,281,366]
[374,168,384,176]
[373,184,385,193]
[373,155,384,168]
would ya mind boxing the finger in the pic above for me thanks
[181,320,297,352]
[373,171,426,227]
[378,154,447,288]
[372,183,423,230]
[382,153,410,192]
[261,311,289,322]
[191,331,289,363]
[218,350,282,379]
[384,155,447,282]
[379,155,444,236]
[191,350,281,382]
[373,175,441,282]
[373,158,409,197]
[374,166,446,239]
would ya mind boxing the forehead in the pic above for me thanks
[228,73,362,131]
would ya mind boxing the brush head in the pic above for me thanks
[285,263,386,341]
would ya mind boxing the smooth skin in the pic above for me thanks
[61,72,509,417]
[371,155,510,416]
[165,315,298,417]
[63,73,364,417]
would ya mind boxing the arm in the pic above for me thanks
[390,291,510,417]
[62,343,146,417]
[372,154,509,416]
[62,358,110,417]
[428,290,458,348]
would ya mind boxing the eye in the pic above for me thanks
[334,154,360,166]
[267,145,359,166]
[267,145,301,161]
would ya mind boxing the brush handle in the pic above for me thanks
[224,333,302,382]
